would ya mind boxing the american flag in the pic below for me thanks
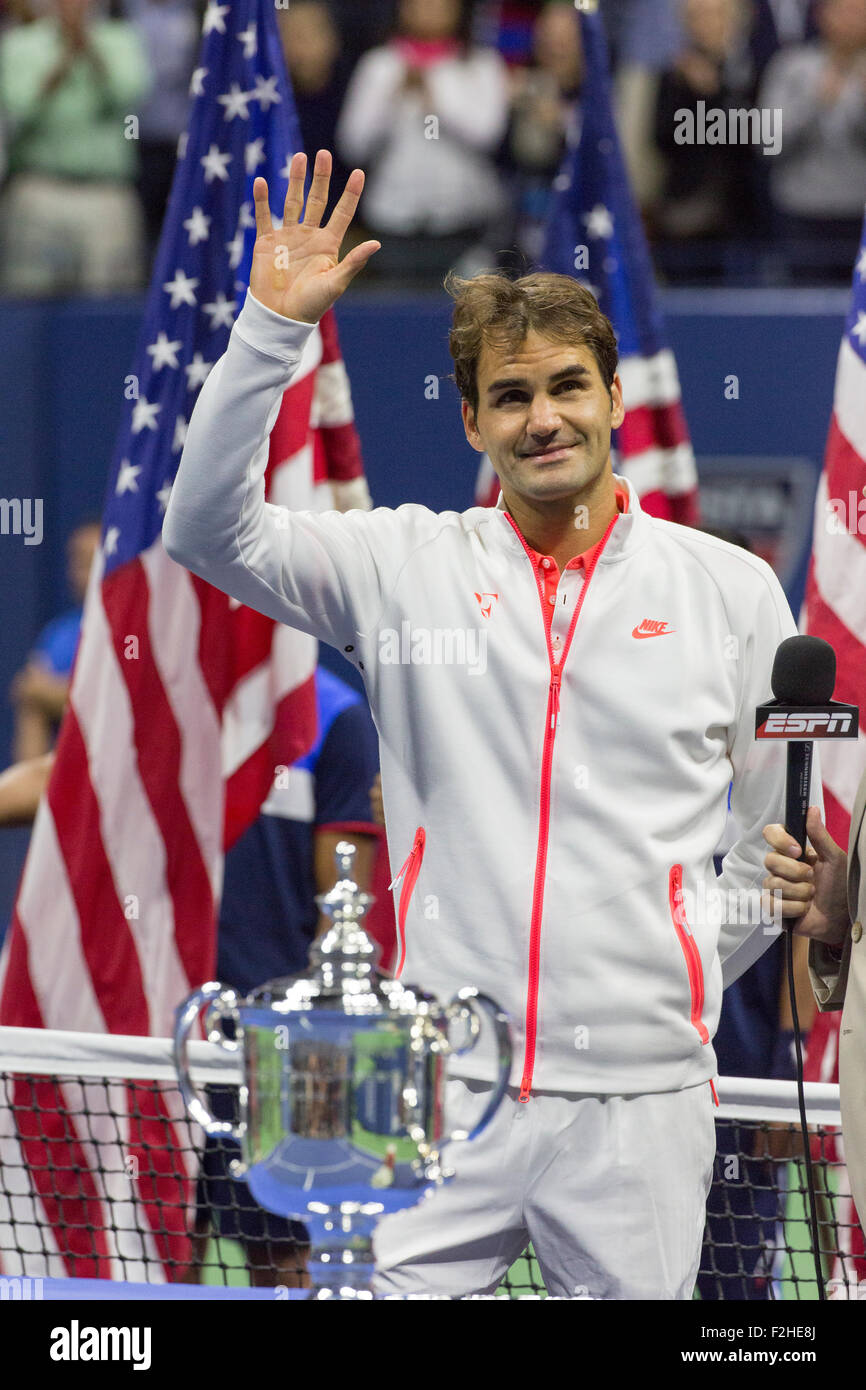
[475,4,699,523]
[800,212,866,1290]
[0,0,370,1281]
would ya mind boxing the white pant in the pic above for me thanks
[373,1079,717,1299]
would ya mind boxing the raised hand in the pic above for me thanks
[250,150,380,325]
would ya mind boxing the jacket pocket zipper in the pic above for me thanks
[669,864,709,1044]
[388,827,426,978]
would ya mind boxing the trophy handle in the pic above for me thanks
[172,981,244,1146]
[443,987,512,1144]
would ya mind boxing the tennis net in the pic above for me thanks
[0,1024,860,1298]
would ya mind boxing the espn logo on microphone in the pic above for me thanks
[755,702,859,741]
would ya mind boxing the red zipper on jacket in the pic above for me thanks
[505,511,619,1101]
[388,827,426,978]
[668,864,709,1044]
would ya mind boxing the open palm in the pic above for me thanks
[249,149,380,325]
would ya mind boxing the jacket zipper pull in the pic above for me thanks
[549,667,561,732]
[388,827,426,979]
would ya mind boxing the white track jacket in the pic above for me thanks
[163,289,821,1097]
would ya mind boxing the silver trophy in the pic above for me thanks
[173,841,512,1297]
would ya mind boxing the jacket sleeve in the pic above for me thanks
[717,561,824,986]
[808,936,851,1011]
[162,288,413,652]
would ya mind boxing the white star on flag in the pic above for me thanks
[857,248,866,281]
[237,22,257,58]
[279,153,296,181]
[183,207,211,246]
[245,138,266,174]
[103,526,120,556]
[173,416,189,454]
[226,230,244,270]
[115,459,142,495]
[131,397,161,434]
[203,292,237,331]
[201,144,232,183]
[177,131,189,161]
[163,269,200,308]
[218,83,252,121]
[251,74,280,110]
[185,353,214,391]
[189,66,208,97]
[202,1,229,36]
[146,332,183,371]
[155,481,173,514]
[852,310,866,346]
[583,204,614,239]
[238,201,255,230]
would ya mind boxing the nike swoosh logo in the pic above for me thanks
[632,627,675,639]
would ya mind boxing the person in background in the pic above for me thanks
[0,0,152,295]
[321,0,394,70]
[9,519,100,761]
[653,0,760,252]
[335,0,510,288]
[492,0,584,273]
[275,0,354,216]
[121,0,198,274]
[600,0,686,208]
[188,661,381,1287]
[759,0,866,283]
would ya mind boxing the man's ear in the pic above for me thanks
[462,399,484,454]
[610,374,625,431]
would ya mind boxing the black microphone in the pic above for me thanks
[754,635,858,1304]
[755,635,858,850]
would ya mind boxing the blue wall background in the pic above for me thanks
[0,286,850,922]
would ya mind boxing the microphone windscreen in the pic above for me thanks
[771,635,836,704]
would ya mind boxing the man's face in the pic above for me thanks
[462,329,624,506]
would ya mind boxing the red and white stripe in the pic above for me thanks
[801,279,866,1278]
[0,311,371,1280]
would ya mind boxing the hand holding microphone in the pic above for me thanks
[758,635,857,946]
[762,807,850,946]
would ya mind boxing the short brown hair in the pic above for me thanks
[444,270,618,418]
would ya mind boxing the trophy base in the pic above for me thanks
[303,1203,380,1299]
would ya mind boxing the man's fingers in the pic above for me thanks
[253,177,274,239]
[302,149,332,229]
[763,872,814,901]
[283,151,307,226]
[326,168,367,246]
[334,238,381,290]
[764,849,814,882]
[762,821,803,856]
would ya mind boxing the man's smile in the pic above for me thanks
[521,443,578,461]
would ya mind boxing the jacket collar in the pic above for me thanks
[490,472,648,565]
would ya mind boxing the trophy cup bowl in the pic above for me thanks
[173,842,512,1298]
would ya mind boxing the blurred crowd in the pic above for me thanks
[0,0,864,294]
